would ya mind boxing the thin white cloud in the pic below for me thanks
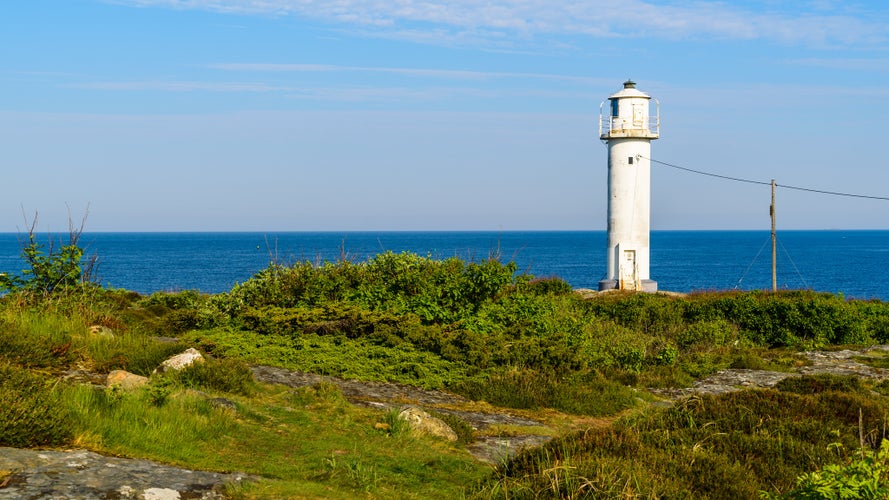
[71,81,287,92]
[787,58,889,71]
[67,79,598,102]
[106,0,887,47]
[207,63,607,84]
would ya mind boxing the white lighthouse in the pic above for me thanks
[598,80,659,292]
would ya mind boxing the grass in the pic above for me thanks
[469,381,889,499]
[64,381,486,499]
[5,254,889,497]
[177,327,470,390]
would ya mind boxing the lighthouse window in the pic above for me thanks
[628,157,634,164]
[611,99,619,117]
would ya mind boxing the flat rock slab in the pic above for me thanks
[652,346,889,400]
[467,435,553,465]
[250,365,542,428]
[250,365,550,462]
[0,447,248,499]
[250,365,471,407]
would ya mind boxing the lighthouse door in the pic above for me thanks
[620,250,638,291]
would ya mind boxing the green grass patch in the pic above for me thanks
[65,381,486,499]
[0,364,73,447]
[179,327,469,389]
[454,369,640,417]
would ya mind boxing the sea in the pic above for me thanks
[1,231,887,301]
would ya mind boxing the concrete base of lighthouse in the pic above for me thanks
[598,279,658,293]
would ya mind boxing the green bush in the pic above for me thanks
[765,441,889,499]
[88,336,187,376]
[454,369,638,416]
[474,386,889,499]
[0,364,73,447]
[776,374,865,396]
[171,357,256,396]
[223,252,521,325]
[0,214,97,295]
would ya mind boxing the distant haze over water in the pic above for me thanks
[1,231,887,300]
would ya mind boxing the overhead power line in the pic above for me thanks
[643,157,889,201]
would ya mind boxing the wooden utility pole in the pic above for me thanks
[771,179,777,292]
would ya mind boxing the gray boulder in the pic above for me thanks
[154,348,205,374]
[106,370,148,390]
[398,406,458,442]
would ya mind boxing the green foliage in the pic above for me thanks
[455,369,639,416]
[85,335,186,376]
[381,407,412,437]
[427,409,475,445]
[138,290,227,334]
[764,441,889,499]
[776,375,865,396]
[221,251,521,324]
[179,327,469,390]
[588,290,875,349]
[170,357,256,396]
[472,385,889,499]
[0,214,95,295]
[0,364,73,447]
[145,375,176,407]
[0,312,77,368]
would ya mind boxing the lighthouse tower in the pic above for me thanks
[598,80,659,292]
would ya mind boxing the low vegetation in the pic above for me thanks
[3,235,889,498]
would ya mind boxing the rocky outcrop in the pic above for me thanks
[0,447,249,499]
[652,345,889,400]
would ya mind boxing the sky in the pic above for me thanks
[2,0,889,232]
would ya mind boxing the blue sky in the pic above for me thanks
[2,0,888,231]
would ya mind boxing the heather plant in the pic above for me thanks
[471,379,889,499]
[0,364,73,447]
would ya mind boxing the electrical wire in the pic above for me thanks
[643,157,889,201]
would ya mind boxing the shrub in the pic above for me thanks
[521,277,573,296]
[676,319,737,348]
[0,313,77,368]
[0,364,73,447]
[0,213,96,295]
[88,336,186,376]
[171,357,256,395]
[454,369,638,416]
[775,374,865,396]
[764,441,889,499]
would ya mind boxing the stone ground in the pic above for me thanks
[5,346,889,498]
[0,448,249,500]
[250,365,550,464]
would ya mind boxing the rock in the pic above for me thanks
[0,447,246,499]
[89,325,114,338]
[106,370,148,390]
[208,397,237,411]
[142,487,182,499]
[573,288,598,299]
[398,406,458,442]
[154,348,204,374]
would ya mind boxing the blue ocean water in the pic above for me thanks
[0,231,887,300]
